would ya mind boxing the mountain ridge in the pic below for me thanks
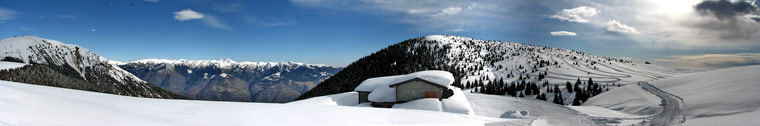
[297,35,682,103]
[118,58,342,102]
[0,35,184,99]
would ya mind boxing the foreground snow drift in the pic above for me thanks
[0,81,514,126]
[651,65,760,126]
[465,93,599,126]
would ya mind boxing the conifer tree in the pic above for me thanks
[566,81,573,93]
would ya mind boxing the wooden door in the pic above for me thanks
[424,91,436,98]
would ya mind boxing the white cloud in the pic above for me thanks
[655,53,760,68]
[432,7,462,17]
[446,29,464,32]
[173,9,204,21]
[567,0,760,49]
[290,0,491,32]
[407,9,426,14]
[144,0,159,2]
[201,15,233,30]
[0,7,18,23]
[550,31,577,36]
[606,20,639,34]
[550,6,598,23]
[173,9,232,30]
[90,29,96,32]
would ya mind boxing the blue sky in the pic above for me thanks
[1,0,760,68]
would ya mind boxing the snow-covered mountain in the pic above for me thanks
[0,36,183,99]
[299,35,684,104]
[117,59,341,103]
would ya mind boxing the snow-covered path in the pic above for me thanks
[640,82,685,126]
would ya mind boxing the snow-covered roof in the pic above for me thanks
[354,75,404,92]
[354,70,454,92]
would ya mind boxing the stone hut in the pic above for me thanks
[353,70,454,107]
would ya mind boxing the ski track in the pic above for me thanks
[640,82,685,126]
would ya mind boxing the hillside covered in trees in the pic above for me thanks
[298,35,682,105]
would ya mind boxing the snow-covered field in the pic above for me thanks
[651,65,760,126]
[465,93,599,126]
[0,80,519,126]
[577,65,760,125]
[0,61,26,70]
[582,84,662,116]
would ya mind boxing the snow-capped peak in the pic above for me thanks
[0,35,150,83]
[0,36,106,77]
[127,59,338,69]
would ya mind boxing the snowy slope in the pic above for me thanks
[0,61,26,70]
[650,65,760,126]
[118,59,341,102]
[465,93,600,126]
[582,84,662,115]
[301,35,686,104]
[0,80,516,126]
[0,36,102,78]
[422,35,680,85]
[0,36,182,98]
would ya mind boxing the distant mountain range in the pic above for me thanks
[0,36,184,99]
[117,59,341,103]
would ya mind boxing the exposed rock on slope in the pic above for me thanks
[118,59,341,102]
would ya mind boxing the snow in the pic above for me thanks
[650,65,760,126]
[530,119,550,126]
[355,75,403,92]
[392,99,443,112]
[465,93,599,126]
[0,61,26,70]
[0,36,151,85]
[219,73,228,78]
[287,92,359,106]
[356,70,454,92]
[387,87,474,115]
[440,88,474,115]
[568,106,648,118]
[582,84,662,116]
[0,80,518,126]
[0,36,105,78]
[128,59,338,70]
[367,85,396,102]
[424,35,447,42]
[107,60,126,65]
